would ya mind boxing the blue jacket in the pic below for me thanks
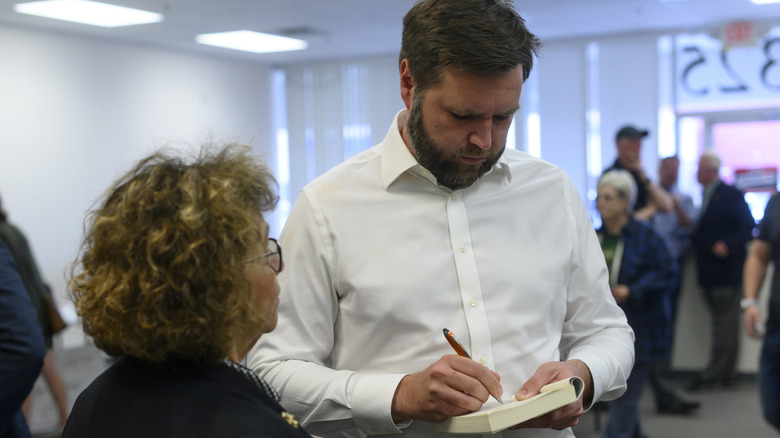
[0,242,45,438]
[599,218,677,364]
[693,181,754,288]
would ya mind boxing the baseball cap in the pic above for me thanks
[615,125,649,141]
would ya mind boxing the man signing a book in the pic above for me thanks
[248,1,635,437]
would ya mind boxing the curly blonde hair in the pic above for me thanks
[69,144,278,363]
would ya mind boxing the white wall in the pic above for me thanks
[597,35,661,175]
[283,58,402,203]
[0,26,274,344]
[534,41,588,199]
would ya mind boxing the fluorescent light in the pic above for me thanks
[196,31,308,54]
[13,0,162,27]
[751,0,780,4]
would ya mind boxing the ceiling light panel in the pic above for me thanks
[13,0,163,28]
[196,30,308,54]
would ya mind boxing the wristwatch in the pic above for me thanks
[740,298,757,310]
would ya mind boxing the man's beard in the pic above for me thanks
[407,93,505,190]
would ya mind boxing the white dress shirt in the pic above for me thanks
[248,111,634,438]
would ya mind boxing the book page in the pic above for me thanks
[433,376,585,434]
[474,376,583,412]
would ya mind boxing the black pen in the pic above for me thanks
[443,328,503,404]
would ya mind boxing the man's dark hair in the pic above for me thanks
[399,0,542,92]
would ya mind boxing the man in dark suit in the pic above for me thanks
[0,241,46,438]
[689,150,754,390]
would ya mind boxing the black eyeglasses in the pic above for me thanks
[244,238,283,273]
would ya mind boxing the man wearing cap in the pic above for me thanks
[603,125,673,220]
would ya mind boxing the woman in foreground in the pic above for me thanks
[63,144,310,438]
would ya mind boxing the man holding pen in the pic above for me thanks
[249,1,634,436]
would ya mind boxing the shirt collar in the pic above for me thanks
[380,109,512,190]
[380,110,420,189]
[494,154,513,184]
[703,177,721,193]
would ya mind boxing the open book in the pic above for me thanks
[433,376,585,434]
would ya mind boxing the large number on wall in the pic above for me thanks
[761,38,780,92]
[676,33,780,112]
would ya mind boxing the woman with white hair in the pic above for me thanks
[596,170,677,438]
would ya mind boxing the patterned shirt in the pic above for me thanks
[598,218,678,363]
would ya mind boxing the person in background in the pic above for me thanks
[651,156,696,320]
[603,125,673,221]
[249,1,634,437]
[63,144,311,438]
[647,156,700,415]
[741,191,780,432]
[689,149,754,391]
[595,170,677,438]
[0,196,69,428]
[0,241,46,438]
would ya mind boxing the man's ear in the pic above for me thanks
[399,58,415,110]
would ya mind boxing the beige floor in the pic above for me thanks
[572,375,778,438]
[27,345,109,437]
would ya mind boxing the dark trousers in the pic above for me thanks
[649,360,680,407]
[700,285,740,383]
[649,266,682,406]
[759,326,780,431]
[603,363,650,438]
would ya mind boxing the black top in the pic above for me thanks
[603,159,650,211]
[63,357,312,438]
[757,193,780,329]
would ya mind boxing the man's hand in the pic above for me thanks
[508,360,593,431]
[633,204,658,222]
[391,355,502,423]
[744,304,762,339]
[712,240,729,258]
[610,285,630,303]
[621,156,643,173]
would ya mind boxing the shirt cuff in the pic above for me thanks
[568,350,628,409]
[352,373,409,435]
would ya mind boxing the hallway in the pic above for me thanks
[573,374,777,438]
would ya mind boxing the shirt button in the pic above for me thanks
[451,193,457,200]
[459,244,466,253]
[478,356,486,365]
[469,299,478,307]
